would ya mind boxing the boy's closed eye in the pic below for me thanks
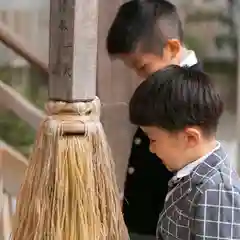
[139,64,147,70]
[150,139,156,144]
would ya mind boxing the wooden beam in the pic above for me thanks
[0,21,48,75]
[0,80,45,130]
[48,0,98,101]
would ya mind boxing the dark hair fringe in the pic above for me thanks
[129,65,224,136]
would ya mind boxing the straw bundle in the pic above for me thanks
[12,97,128,240]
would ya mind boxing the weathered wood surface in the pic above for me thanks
[97,0,139,190]
[0,80,44,130]
[48,0,99,101]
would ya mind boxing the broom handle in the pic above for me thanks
[48,0,99,102]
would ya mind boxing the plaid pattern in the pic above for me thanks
[157,146,240,240]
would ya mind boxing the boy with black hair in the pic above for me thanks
[106,0,200,238]
[129,65,240,240]
[107,0,199,78]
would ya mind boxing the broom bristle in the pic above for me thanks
[12,98,128,240]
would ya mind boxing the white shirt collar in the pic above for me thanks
[175,141,221,179]
[180,48,198,67]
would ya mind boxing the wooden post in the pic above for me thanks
[48,0,98,101]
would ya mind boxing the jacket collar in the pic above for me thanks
[189,146,227,185]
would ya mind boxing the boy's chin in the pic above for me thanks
[160,158,178,172]
[163,162,180,172]
[163,163,175,172]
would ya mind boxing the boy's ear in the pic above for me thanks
[165,39,181,60]
[184,127,201,148]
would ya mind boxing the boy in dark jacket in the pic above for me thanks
[106,0,201,239]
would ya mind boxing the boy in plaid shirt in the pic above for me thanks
[129,65,240,240]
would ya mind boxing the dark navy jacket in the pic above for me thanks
[123,62,202,235]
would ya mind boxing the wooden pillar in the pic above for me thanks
[49,0,98,101]
[97,0,138,190]
[49,0,137,191]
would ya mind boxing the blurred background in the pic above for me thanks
[0,0,239,238]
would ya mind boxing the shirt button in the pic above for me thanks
[134,137,141,145]
[128,167,135,175]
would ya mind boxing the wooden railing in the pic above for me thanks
[1,190,15,240]
[0,21,48,74]
[0,80,45,130]
[0,140,28,239]
[0,16,48,238]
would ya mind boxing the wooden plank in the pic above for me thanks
[0,140,28,197]
[48,0,99,101]
[0,80,44,130]
[0,140,28,166]
[2,193,12,240]
[0,21,48,75]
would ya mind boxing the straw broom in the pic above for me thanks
[11,97,128,240]
[11,0,128,239]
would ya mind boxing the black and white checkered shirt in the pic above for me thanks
[157,146,240,240]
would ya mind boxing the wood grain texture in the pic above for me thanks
[48,0,98,101]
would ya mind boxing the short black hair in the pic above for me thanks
[107,0,183,55]
[129,65,223,136]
